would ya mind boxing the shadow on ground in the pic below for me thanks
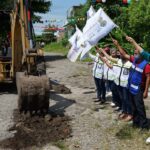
[45,55,66,62]
[0,82,17,94]
[49,91,76,115]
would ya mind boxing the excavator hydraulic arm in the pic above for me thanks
[10,0,50,114]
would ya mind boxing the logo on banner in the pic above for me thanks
[98,17,107,27]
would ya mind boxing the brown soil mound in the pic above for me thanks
[0,109,71,150]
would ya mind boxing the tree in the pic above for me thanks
[42,25,57,43]
[0,0,51,22]
[128,0,150,50]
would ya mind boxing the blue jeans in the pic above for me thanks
[94,77,106,100]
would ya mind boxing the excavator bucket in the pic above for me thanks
[16,72,50,114]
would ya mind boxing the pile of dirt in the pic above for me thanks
[0,109,71,150]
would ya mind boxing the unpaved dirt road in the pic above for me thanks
[0,52,150,150]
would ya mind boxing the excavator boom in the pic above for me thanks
[0,0,50,114]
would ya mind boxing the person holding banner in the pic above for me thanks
[101,48,122,111]
[97,46,133,121]
[87,50,106,104]
[113,37,150,129]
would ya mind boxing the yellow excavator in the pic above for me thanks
[0,0,49,114]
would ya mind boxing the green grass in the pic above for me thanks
[44,42,69,55]
[44,42,94,63]
[116,125,133,140]
[53,141,69,150]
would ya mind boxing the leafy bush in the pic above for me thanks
[61,38,69,47]
[128,0,150,50]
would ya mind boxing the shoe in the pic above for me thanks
[100,100,106,105]
[118,113,127,120]
[123,115,133,122]
[94,99,101,102]
[110,102,116,107]
[114,106,121,111]
[106,92,112,97]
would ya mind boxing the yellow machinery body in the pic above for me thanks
[0,0,49,113]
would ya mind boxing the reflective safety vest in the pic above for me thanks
[128,59,148,95]
[103,63,109,80]
[93,56,104,79]
[107,60,116,81]
[107,67,115,81]
[103,60,115,81]
[113,60,132,87]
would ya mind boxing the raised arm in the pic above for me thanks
[126,36,143,52]
[99,55,113,69]
[143,74,150,98]
[112,38,130,60]
[95,46,117,63]
[126,36,150,61]
[88,52,96,61]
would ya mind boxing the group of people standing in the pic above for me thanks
[88,36,150,130]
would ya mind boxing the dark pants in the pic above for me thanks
[116,85,123,109]
[94,77,106,100]
[122,88,133,115]
[109,81,121,107]
[105,80,110,92]
[129,89,149,129]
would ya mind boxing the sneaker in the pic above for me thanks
[146,137,150,144]
[106,92,112,97]
[114,106,120,111]
[110,102,116,107]
[123,115,133,122]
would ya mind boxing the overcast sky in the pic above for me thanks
[34,0,86,35]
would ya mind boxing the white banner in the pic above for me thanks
[67,27,84,62]
[68,26,83,45]
[80,41,92,60]
[79,8,117,59]
[67,44,83,62]
[87,6,96,19]
[83,8,117,45]
[68,41,92,62]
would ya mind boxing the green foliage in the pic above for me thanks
[0,0,51,22]
[94,0,124,19]
[44,42,68,55]
[116,125,133,140]
[53,141,69,150]
[31,0,51,22]
[68,0,91,29]
[111,29,134,54]
[0,0,14,10]
[42,32,56,43]
[91,0,148,54]
[41,24,57,43]
[61,38,69,47]
[128,0,150,50]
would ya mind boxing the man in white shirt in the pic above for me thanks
[88,51,106,103]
